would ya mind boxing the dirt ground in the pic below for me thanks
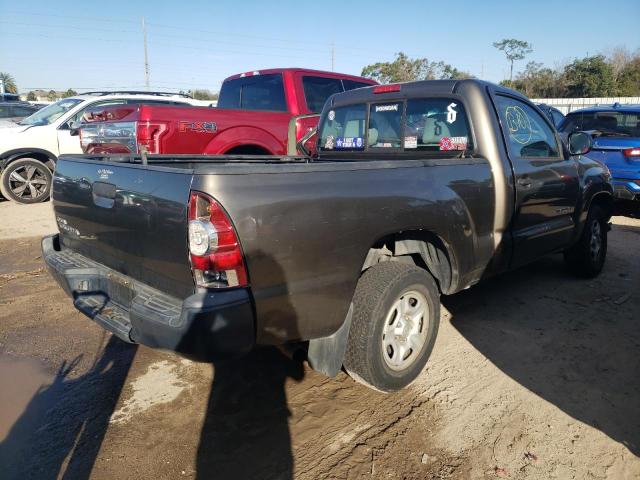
[0,200,638,480]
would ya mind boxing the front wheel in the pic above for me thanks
[0,158,52,204]
[564,205,608,278]
[343,262,440,392]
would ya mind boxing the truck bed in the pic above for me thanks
[50,153,495,345]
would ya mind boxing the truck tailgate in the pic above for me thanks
[51,156,195,299]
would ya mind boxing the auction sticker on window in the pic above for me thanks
[375,104,399,112]
[404,136,418,149]
[439,136,468,151]
[324,135,335,150]
[336,137,364,149]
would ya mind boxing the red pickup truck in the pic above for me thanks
[79,68,376,156]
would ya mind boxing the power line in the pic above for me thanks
[0,15,430,59]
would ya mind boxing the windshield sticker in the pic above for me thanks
[404,136,418,149]
[324,135,335,150]
[375,104,399,112]
[336,137,364,149]
[328,110,335,121]
[504,105,532,144]
[439,136,468,151]
[447,103,458,124]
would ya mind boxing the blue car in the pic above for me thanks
[559,104,640,210]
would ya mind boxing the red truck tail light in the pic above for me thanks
[137,121,168,154]
[188,191,248,288]
[623,147,640,158]
[296,116,319,156]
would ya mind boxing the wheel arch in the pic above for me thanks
[587,190,614,220]
[361,229,459,295]
[307,228,456,378]
[224,144,272,155]
[203,126,282,155]
[0,148,57,173]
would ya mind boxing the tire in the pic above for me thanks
[564,205,608,278]
[344,262,440,392]
[0,158,52,204]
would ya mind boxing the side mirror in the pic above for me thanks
[568,131,592,156]
[68,121,81,136]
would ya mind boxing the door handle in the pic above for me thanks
[517,178,532,188]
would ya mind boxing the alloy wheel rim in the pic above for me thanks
[381,289,429,371]
[8,165,48,200]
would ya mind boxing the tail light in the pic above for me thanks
[373,84,401,94]
[623,147,640,158]
[79,122,137,154]
[137,121,168,154]
[296,116,319,156]
[188,191,248,288]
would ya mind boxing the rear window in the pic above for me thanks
[218,74,287,112]
[302,76,373,113]
[369,103,402,148]
[343,79,372,91]
[560,111,640,137]
[319,104,367,151]
[318,98,473,153]
[406,99,473,151]
[303,77,344,113]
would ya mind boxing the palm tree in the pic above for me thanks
[0,72,18,94]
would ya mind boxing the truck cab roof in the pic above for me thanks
[325,79,526,108]
[222,67,376,84]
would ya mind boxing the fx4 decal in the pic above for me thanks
[178,121,217,133]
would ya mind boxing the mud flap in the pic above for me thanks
[307,303,353,377]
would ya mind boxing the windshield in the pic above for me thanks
[18,98,83,126]
[559,111,640,137]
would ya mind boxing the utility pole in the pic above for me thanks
[331,42,335,72]
[0,78,5,95]
[142,17,150,89]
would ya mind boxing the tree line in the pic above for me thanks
[359,44,640,98]
[503,49,640,98]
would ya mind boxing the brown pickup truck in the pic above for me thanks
[44,79,612,392]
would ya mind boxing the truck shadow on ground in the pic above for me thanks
[0,337,138,480]
[193,250,305,480]
[443,249,640,457]
[196,348,304,480]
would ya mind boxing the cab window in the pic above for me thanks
[318,104,367,151]
[303,76,344,113]
[405,98,473,151]
[218,74,287,111]
[68,99,127,124]
[495,95,559,158]
[368,103,403,148]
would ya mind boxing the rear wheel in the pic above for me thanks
[0,158,52,204]
[344,262,440,392]
[564,205,608,277]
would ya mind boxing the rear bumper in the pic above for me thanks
[42,234,255,361]
[612,178,640,202]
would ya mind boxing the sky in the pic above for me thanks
[1,0,639,93]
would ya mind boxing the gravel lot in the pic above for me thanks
[0,199,638,479]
